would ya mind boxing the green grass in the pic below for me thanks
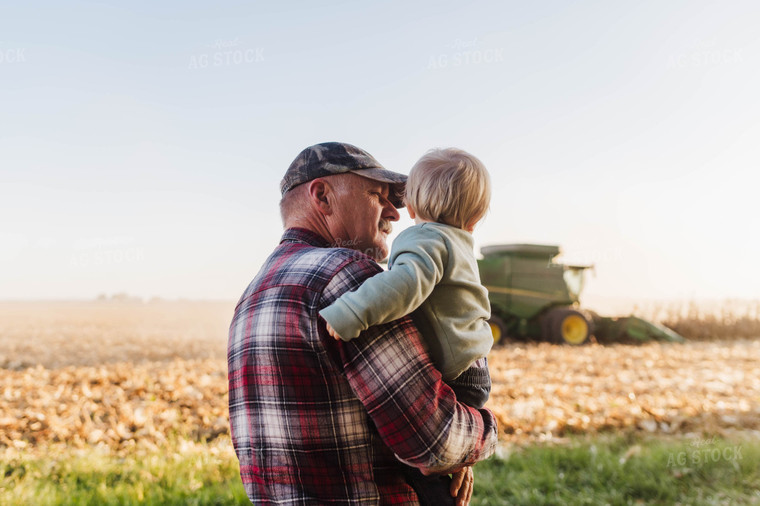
[472,435,760,505]
[2,435,758,505]
[0,440,248,506]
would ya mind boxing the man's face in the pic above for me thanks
[328,174,400,261]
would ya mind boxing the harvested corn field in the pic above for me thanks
[488,340,760,443]
[1,301,759,455]
[0,359,228,454]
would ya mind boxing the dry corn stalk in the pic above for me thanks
[1,302,759,451]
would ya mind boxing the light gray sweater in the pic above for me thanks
[319,222,492,381]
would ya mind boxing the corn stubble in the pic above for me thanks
[487,340,760,443]
[1,301,759,456]
[1,359,228,454]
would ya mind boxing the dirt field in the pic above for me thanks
[1,301,758,453]
[0,301,232,370]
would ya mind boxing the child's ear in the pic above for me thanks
[406,203,416,220]
[465,212,485,233]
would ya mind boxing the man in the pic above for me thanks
[228,142,497,504]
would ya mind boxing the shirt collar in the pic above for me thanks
[280,227,332,248]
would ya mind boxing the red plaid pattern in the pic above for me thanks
[228,228,497,504]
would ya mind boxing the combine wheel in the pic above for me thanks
[488,315,508,347]
[544,308,593,345]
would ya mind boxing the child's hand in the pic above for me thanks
[325,322,342,341]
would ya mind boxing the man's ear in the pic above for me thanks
[307,179,333,216]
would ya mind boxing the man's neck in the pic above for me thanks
[284,217,334,246]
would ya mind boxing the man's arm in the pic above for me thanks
[319,226,447,340]
[320,258,498,472]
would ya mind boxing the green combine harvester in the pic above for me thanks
[478,244,684,346]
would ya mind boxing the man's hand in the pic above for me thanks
[419,465,474,505]
[325,322,342,340]
[450,466,474,505]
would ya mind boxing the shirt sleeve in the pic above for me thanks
[319,227,447,340]
[448,357,491,409]
[319,257,498,472]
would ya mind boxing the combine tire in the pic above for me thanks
[543,308,593,345]
[488,315,508,347]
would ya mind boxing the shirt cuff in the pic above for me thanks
[319,301,366,341]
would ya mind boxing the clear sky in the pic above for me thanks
[1,0,759,302]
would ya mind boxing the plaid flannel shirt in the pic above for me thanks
[228,228,498,504]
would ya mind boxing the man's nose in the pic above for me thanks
[383,201,400,222]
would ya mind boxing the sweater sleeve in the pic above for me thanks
[319,226,447,340]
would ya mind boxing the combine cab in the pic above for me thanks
[478,244,684,345]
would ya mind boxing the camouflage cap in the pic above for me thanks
[280,142,407,208]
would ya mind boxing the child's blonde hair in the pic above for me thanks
[405,148,491,230]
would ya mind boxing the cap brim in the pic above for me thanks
[350,168,407,208]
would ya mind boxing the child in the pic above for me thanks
[319,147,493,505]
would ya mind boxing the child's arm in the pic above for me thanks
[319,227,446,340]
